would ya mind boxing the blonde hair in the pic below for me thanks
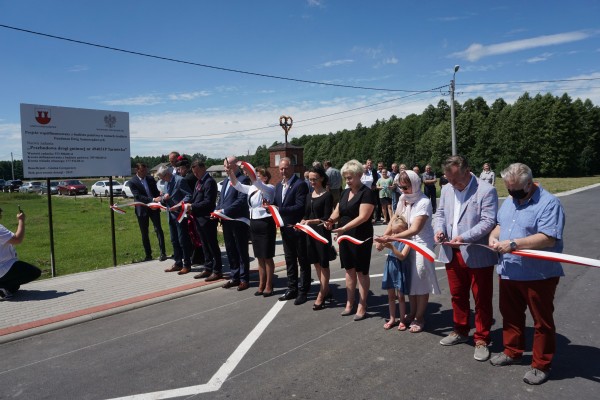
[340,159,364,176]
[391,215,408,231]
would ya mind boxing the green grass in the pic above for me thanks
[2,176,598,279]
[495,176,600,197]
[0,193,222,279]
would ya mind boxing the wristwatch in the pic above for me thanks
[509,240,518,251]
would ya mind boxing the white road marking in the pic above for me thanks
[107,300,286,400]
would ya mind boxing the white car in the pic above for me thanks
[122,180,134,198]
[157,179,166,194]
[19,181,42,193]
[91,180,124,197]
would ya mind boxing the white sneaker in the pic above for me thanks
[474,341,490,361]
[523,368,550,385]
[439,331,469,346]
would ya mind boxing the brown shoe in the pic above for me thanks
[193,270,212,279]
[177,267,191,275]
[205,272,223,282]
[222,280,240,289]
[237,282,250,291]
[164,264,183,273]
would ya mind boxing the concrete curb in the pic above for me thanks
[0,262,288,344]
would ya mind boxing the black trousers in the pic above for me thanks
[168,215,192,268]
[424,185,437,213]
[198,218,222,273]
[280,226,311,292]
[222,220,250,282]
[0,260,41,293]
[136,210,166,258]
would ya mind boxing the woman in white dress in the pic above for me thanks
[376,170,440,332]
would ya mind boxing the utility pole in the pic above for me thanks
[450,65,460,156]
[11,152,15,180]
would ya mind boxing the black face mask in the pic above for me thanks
[508,189,528,199]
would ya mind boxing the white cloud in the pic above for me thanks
[526,52,554,63]
[127,94,441,157]
[167,91,210,101]
[352,45,383,59]
[318,59,354,68]
[433,14,474,22]
[383,57,398,65]
[307,0,323,7]
[102,95,163,106]
[451,31,591,61]
[68,65,89,72]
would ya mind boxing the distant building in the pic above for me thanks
[207,164,227,178]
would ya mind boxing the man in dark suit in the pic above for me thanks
[177,157,204,266]
[216,156,251,291]
[154,165,193,274]
[187,160,223,282]
[128,163,167,262]
[274,157,310,305]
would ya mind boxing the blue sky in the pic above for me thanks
[1,0,599,161]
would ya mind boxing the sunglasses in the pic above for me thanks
[399,185,409,190]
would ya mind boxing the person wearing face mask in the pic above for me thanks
[488,163,565,386]
[434,155,498,361]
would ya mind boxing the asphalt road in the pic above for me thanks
[1,188,599,400]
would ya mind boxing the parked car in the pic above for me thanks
[19,181,43,193]
[3,179,23,193]
[122,180,134,198]
[40,181,59,195]
[57,180,88,196]
[157,179,166,194]
[91,180,124,197]
[0,179,5,191]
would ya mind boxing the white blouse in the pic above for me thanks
[233,180,275,219]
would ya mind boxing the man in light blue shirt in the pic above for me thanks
[488,163,565,386]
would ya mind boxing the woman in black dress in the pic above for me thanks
[300,166,334,310]
[325,160,375,320]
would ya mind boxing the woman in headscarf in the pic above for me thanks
[376,170,440,332]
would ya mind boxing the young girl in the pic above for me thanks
[381,215,412,331]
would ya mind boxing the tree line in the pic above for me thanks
[2,92,598,180]
[289,92,600,177]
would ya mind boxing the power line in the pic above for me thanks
[0,23,437,93]
[458,77,600,86]
[131,89,444,139]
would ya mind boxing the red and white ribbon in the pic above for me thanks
[110,204,127,214]
[210,210,250,226]
[337,235,372,245]
[294,224,329,244]
[266,205,284,228]
[146,202,168,210]
[389,238,436,263]
[443,242,600,268]
[237,161,257,181]
[110,202,167,211]
[175,201,187,223]
[513,249,600,268]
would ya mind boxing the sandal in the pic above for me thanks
[409,321,425,333]
[398,322,407,331]
[383,320,396,330]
